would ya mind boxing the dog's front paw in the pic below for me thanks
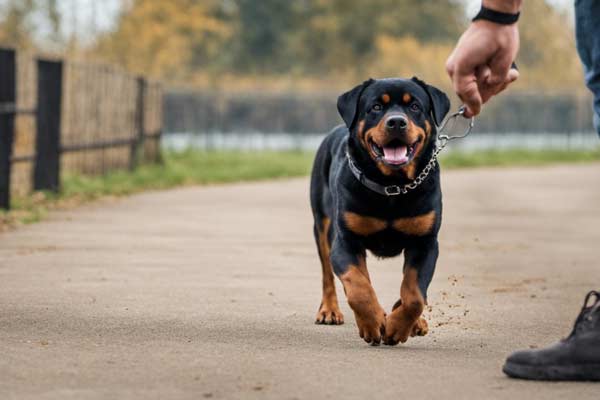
[354,306,386,346]
[340,265,386,345]
[384,301,425,345]
[411,317,428,337]
[315,301,344,325]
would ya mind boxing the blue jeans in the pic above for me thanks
[576,0,600,136]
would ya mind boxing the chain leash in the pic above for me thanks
[380,107,475,195]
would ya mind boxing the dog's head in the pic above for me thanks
[338,77,450,178]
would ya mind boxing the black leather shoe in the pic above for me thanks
[503,290,600,381]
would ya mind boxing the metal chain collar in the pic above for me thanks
[397,141,446,194]
[351,107,475,196]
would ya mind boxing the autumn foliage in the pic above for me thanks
[0,0,584,93]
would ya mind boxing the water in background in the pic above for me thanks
[162,131,599,152]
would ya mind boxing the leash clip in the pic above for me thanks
[437,106,475,145]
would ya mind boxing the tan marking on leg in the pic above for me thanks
[384,267,426,345]
[392,211,436,236]
[340,261,386,345]
[315,218,344,325]
[343,212,388,236]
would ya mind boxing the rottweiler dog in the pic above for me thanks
[310,77,450,346]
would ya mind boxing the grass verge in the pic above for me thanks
[1,150,314,231]
[2,148,600,231]
[439,148,600,168]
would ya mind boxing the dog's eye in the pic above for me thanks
[371,103,383,112]
[409,103,421,112]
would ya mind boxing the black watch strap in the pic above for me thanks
[472,6,520,25]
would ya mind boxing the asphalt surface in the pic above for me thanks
[1,164,600,399]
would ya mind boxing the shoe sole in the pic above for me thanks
[503,361,600,381]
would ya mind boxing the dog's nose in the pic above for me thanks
[385,115,408,132]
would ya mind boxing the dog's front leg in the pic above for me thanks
[384,239,438,345]
[331,238,386,345]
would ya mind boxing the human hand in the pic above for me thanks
[446,20,520,117]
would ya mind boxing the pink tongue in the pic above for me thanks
[382,145,408,164]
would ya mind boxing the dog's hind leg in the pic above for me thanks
[310,136,343,325]
[314,218,344,325]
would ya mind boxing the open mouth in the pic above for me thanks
[369,138,421,167]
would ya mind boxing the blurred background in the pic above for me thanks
[1,0,597,150]
[1,0,599,217]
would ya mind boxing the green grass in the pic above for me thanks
[60,150,315,199]
[2,148,599,231]
[0,150,315,231]
[440,148,600,168]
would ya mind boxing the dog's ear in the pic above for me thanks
[411,76,450,126]
[337,78,374,129]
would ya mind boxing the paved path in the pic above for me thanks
[1,164,600,399]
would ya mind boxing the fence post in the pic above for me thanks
[34,59,63,192]
[0,48,16,210]
[154,84,164,164]
[130,76,146,170]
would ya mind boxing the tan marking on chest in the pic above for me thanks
[343,212,387,236]
[392,211,436,236]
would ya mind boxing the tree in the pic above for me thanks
[229,0,298,73]
[0,0,36,48]
[45,0,63,50]
[282,0,463,75]
[87,0,582,91]
[515,0,582,90]
[94,0,231,79]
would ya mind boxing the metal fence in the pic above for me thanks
[164,88,596,135]
[0,48,163,210]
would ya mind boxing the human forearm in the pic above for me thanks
[482,0,523,14]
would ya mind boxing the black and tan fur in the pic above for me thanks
[310,77,450,345]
